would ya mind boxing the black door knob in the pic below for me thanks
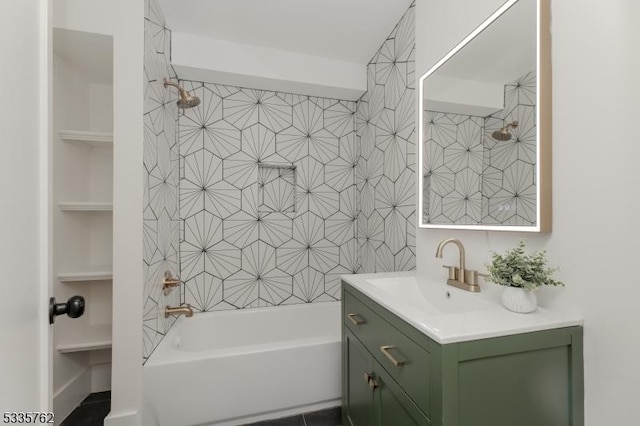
[49,295,85,324]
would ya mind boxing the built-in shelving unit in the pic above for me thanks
[54,129,114,354]
[56,324,112,353]
[53,27,115,412]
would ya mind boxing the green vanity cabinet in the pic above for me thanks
[344,328,430,426]
[343,330,375,426]
[341,282,584,426]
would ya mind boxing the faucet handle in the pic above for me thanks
[442,265,459,280]
[464,270,488,286]
[163,270,181,285]
[162,271,182,296]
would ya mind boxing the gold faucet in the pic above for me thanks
[435,238,482,292]
[165,304,194,318]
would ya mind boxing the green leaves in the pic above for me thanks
[485,240,564,290]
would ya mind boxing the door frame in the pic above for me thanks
[39,0,54,410]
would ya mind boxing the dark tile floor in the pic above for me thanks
[60,391,111,426]
[59,392,339,426]
[244,407,341,426]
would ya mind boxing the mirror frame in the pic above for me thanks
[418,0,551,232]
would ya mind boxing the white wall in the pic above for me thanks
[415,0,640,424]
[105,0,144,424]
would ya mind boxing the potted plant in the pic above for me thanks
[485,240,564,313]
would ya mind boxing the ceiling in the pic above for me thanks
[157,0,414,64]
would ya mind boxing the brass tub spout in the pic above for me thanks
[165,304,194,318]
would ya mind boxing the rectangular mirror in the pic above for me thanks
[418,0,551,232]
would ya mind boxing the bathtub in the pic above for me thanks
[143,301,342,426]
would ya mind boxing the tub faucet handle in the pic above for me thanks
[162,271,181,295]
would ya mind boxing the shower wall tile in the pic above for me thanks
[178,82,357,311]
[142,0,181,363]
[146,0,417,329]
[355,2,416,273]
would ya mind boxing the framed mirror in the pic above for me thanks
[418,0,551,232]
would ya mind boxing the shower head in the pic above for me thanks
[164,78,201,109]
[491,121,518,141]
[491,129,512,141]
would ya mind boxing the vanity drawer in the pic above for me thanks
[343,289,431,417]
[343,289,383,346]
[372,314,431,418]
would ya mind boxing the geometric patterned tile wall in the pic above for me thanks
[178,83,358,311]
[142,0,182,363]
[143,0,416,343]
[422,70,537,226]
[355,2,417,273]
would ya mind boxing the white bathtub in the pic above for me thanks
[143,301,342,426]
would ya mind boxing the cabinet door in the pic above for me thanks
[343,330,375,426]
[375,367,430,426]
[456,343,574,426]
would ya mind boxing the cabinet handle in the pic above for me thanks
[364,372,378,390]
[348,313,366,326]
[369,377,379,390]
[380,345,406,367]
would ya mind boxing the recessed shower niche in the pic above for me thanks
[258,164,297,214]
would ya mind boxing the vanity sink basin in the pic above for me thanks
[341,271,583,344]
[366,276,493,315]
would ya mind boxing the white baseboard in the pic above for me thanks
[91,363,112,392]
[53,368,91,426]
[104,409,140,426]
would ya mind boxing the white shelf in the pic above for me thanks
[58,202,113,212]
[57,268,113,283]
[58,130,113,148]
[56,323,112,353]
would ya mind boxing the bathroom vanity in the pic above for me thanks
[341,273,584,426]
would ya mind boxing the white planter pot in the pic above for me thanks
[501,287,537,313]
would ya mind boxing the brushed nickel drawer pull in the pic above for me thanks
[348,313,366,326]
[380,345,406,367]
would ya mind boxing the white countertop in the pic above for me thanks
[341,272,584,344]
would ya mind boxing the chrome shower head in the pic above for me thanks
[491,121,518,141]
[164,78,201,109]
